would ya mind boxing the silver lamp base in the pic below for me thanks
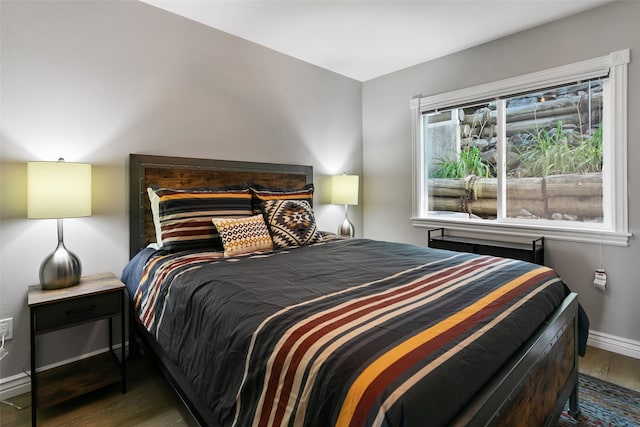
[40,243,81,290]
[40,219,82,290]
[338,216,355,238]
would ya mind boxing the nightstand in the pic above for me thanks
[28,273,126,426]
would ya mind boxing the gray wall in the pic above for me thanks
[0,1,362,383]
[362,0,639,348]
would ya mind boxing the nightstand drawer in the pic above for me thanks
[33,291,121,333]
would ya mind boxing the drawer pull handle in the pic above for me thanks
[66,305,96,315]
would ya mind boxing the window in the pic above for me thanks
[411,50,630,246]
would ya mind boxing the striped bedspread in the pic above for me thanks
[130,238,567,427]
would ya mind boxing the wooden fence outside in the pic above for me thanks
[429,172,603,220]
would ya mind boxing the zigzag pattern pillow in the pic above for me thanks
[262,199,322,248]
[212,215,274,257]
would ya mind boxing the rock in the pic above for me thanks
[481,148,496,165]
[472,139,489,149]
[461,137,473,148]
[506,151,520,170]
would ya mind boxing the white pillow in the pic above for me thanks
[147,187,163,247]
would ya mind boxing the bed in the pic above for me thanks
[123,153,580,427]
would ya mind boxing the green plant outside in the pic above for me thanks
[512,121,602,177]
[430,122,602,179]
[431,146,493,179]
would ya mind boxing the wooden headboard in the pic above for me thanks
[129,154,313,258]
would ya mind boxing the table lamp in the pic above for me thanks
[331,174,359,237]
[27,158,92,289]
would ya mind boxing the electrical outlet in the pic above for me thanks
[594,269,607,291]
[0,318,13,340]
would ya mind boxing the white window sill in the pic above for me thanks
[411,217,631,247]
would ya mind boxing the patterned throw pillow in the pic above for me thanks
[212,215,274,257]
[261,199,322,248]
[250,183,314,214]
[151,186,253,252]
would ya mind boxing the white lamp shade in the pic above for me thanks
[28,161,92,219]
[330,174,359,206]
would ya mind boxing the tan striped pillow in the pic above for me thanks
[212,215,274,257]
[152,186,253,252]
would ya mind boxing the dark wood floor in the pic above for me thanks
[1,346,639,426]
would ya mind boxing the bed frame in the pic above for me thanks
[128,153,579,427]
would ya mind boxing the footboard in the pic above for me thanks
[452,292,579,426]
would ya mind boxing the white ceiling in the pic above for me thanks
[141,0,613,82]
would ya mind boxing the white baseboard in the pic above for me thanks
[0,370,30,401]
[0,344,125,401]
[588,330,640,360]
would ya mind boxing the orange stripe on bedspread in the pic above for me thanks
[253,255,506,427]
[335,266,555,427]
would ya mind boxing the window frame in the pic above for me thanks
[410,50,630,246]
